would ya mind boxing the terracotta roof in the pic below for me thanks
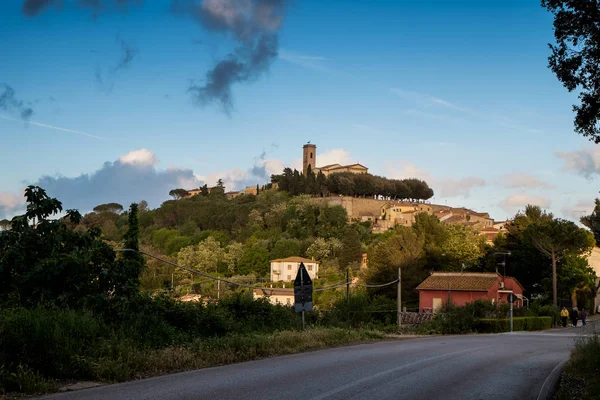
[484,233,498,241]
[441,215,465,224]
[480,227,499,232]
[270,256,320,264]
[253,288,294,296]
[417,272,500,291]
[316,163,343,170]
[344,163,368,169]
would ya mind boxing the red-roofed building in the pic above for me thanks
[416,272,524,313]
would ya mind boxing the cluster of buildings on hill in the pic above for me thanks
[328,196,509,245]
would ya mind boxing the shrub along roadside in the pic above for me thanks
[476,317,552,333]
[554,334,600,400]
[0,306,390,395]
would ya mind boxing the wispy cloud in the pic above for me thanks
[0,115,106,140]
[390,88,540,134]
[499,193,551,213]
[278,49,331,72]
[498,173,555,189]
[386,160,486,198]
[556,146,600,179]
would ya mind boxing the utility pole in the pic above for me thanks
[346,268,350,329]
[217,279,220,300]
[397,268,402,330]
[495,251,511,278]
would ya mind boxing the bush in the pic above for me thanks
[476,317,552,333]
[555,334,600,399]
[417,302,476,335]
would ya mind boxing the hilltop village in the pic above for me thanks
[182,143,507,246]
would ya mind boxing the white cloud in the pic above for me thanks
[499,173,554,189]
[439,177,486,198]
[385,161,485,198]
[561,199,595,220]
[0,190,24,219]
[557,147,600,178]
[316,148,354,167]
[499,194,551,213]
[119,148,158,166]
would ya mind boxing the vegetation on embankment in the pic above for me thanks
[0,305,390,395]
[554,334,600,400]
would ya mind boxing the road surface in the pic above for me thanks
[37,329,582,400]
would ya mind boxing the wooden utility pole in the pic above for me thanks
[397,268,402,330]
[346,268,350,329]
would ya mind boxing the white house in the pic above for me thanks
[270,256,319,282]
[253,288,295,306]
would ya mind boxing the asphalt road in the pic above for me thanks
[37,329,582,400]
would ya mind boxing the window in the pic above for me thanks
[287,264,292,270]
[287,275,291,280]
[286,298,291,305]
[308,265,312,271]
[310,152,313,159]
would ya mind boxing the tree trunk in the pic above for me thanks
[552,251,558,307]
[571,288,578,308]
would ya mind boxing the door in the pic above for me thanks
[432,298,442,313]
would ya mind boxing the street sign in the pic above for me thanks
[294,262,313,312]
[507,293,517,303]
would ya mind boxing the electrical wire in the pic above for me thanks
[116,248,400,293]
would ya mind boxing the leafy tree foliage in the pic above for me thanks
[581,198,600,245]
[168,188,189,200]
[238,245,270,276]
[177,237,224,273]
[0,186,140,308]
[542,0,600,142]
[0,219,10,231]
[525,215,595,306]
[272,169,433,200]
[339,226,363,269]
[93,203,123,214]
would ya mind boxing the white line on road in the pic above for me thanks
[537,359,567,400]
[308,346,493,400]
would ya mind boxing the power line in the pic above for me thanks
[115,248,399,294]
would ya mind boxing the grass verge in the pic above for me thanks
[1,328,393,396]
[554,334,600,399]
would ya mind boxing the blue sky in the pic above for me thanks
[1,0,598,222]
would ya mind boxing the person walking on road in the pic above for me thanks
[581,308,587,327]
[571,307,579,327]
[560,307,569,328]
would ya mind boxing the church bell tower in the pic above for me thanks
[303,143,316,175]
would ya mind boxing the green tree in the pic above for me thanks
[0,186,126,307]
[120,203,145,295]
[542,0,600,142]
[177,236,224,273]
[559,254,597,307]
[440,224,486,269]
[581,198,600,245]
[306,237,342,261]
[339,226,363,269]
[271,239,302,259]
[224,242,244,274]
[526,216,595,306]
[238,245,270,276]
[363,227,425,301]
[93,202,124,214]
[168,188,188,200]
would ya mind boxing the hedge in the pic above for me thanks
[476,317,552,333]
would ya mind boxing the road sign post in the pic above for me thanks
[507,293,517,332]
[294,263,313,330]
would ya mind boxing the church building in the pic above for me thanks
[302,143,368,176]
